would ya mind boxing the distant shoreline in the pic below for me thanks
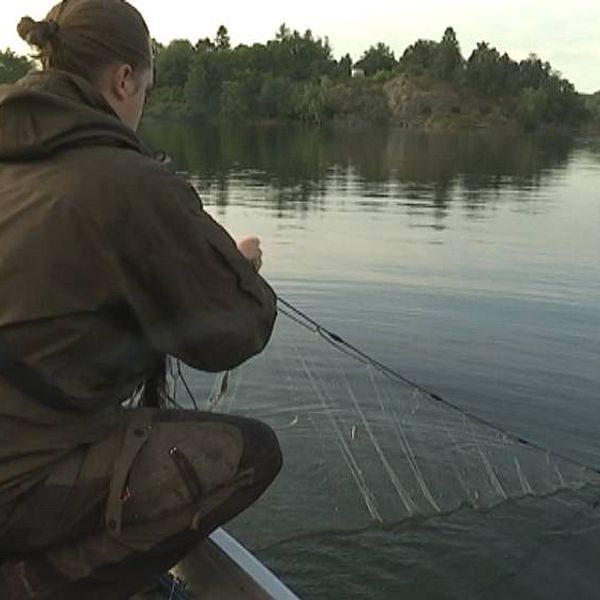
[4,24,598,132]
[143,71,598,133]
[142,26,597,132]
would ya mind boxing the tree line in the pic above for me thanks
[1,26,596,130]
[148,25,592,129]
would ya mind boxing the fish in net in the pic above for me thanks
[166,298,600,549]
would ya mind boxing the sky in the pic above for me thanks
[2,0,599,93]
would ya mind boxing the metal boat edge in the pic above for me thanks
[172,528,301,599]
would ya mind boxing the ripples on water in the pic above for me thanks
[141,123,600,599]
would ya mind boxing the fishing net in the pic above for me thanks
[167,299,600,549]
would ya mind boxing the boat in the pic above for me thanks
[164,528,301,599]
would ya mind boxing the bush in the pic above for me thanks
[0,49,34,84]
[326,78,391,124]
[144,86,188,119]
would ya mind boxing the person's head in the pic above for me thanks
[17,0,153,131]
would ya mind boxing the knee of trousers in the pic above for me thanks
[121,420,246,526]
[236,418,283,490]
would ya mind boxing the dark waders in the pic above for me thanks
[0,340,282,599]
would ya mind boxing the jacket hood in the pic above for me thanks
[0,70,144,161]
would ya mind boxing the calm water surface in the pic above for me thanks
[141,123,600,599]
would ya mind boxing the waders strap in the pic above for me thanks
[105,411,153,537]
[0,334,81,411]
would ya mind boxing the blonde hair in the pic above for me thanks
[17,0,151,82]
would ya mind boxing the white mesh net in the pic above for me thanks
[169,302,600,549]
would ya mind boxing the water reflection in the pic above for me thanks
[140,121,578,221]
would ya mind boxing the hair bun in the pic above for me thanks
[17,16,60,48]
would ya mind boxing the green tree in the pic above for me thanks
[221,81,247,116]
[275,23,292,42]
[215,25,231,51]
[355,43,397,77]
[466,42,502,96]
[291,78,331,124]
[155,40,195,88]
[516,79,588,130]
[399,39,438,75]
[185,56,219,115]
[518,54,552,90]
[143,85,187,119]
[221,69,262,116]
[434,27,463,81]
[338,54,352,79]
[266,27,335,81]
[541,77,588,124]
[516,87,548,130]
[257,77,292,117]
[185,49,238,115]
[195,37,216,53]
[497,52,520,95]
[151,38,164,54]
[0,49,34,84]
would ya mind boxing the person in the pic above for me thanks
[0,1,281,598]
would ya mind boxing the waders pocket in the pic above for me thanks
[121,420,244,529]
[169,447,203,503]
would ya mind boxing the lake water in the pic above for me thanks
[141,122,600,599]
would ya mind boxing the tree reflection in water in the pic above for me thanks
[140,121,578,227]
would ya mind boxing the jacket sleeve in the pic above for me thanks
[111,162,277,372]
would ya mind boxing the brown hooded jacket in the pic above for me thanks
[0,70,277,505]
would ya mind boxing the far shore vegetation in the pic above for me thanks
[2,25,599,131]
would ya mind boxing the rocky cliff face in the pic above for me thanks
[383,74,515,129]
[384,75,462,125]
